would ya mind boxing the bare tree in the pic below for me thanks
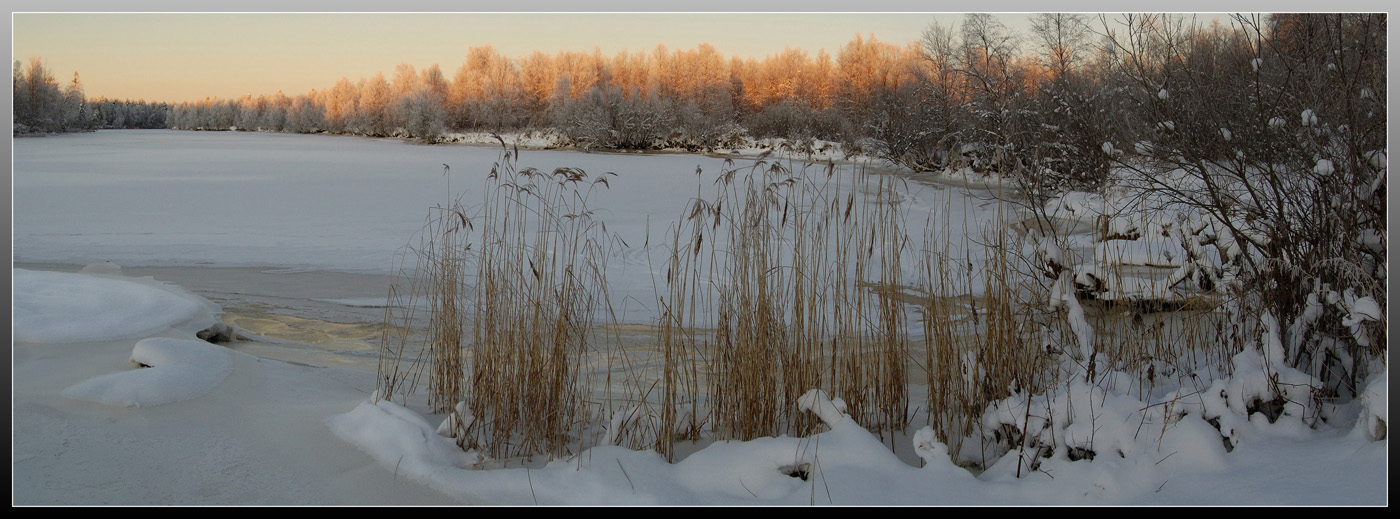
[1099,13,1386,398]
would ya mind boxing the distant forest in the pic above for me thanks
[13,58,169,133]
[14,13,1384,191]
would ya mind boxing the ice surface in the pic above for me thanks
[14,130,1006,324]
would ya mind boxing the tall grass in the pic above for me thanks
[919,211,977,459]
[653,157,914,443]
[459,151,619,461]
[376,202,469,409]
[425,202,470,413]
[377,151,1251,470]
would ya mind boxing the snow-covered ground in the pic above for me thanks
[436,129,889,168]
[11,266,1388,505]
[12,130,1387,505]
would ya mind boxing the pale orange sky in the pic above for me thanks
[12,12,1039,103]
[10,5,1288,104]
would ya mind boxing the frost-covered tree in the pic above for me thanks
[354,74,391,136]
[448,45,524,131]
[260,91,289,132]
[60,72,91,131]
[1021,13,1112,190]
[283,92,324,134]
[13,57,69,133]
[323,77,359,134]
[402,89,447,142]
[1100,13,1387,398]
[553,84,672,150]
[953,13,1027,175]
[386,62,421,133]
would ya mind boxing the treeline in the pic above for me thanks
[13,58,88,133]
[164,35,924,149]
[31,13,1384,196]
[13,57,170,133]
[163,14,1383,191]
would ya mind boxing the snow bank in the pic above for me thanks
[1356,372,1388,441]
[61,337,233,408]
[332,388,981,505]
[328,398,479,476]
[13,268,215,343]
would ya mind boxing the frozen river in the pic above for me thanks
[14,129,1003,368]
[14,129,736,275]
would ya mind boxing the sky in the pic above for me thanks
[7,1,1340,104]
[11,12,1011,103]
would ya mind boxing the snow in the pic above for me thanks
[13,268,216,343]
[1061,290,1094,362]
[1348,295,1384,322]
[1302,109,1319,127]
[1358,373,1389,441]
[61,337,233,408]
[1315,158,1335,176]
[14,271,1386,505]
[11,131,1389,505]
[433,129,884,167]
[1366,149,1387,169]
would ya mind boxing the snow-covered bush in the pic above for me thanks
[551,84,673,150]
[1099,13,1386,403]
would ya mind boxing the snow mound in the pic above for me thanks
[13,268,215,343]
[796,389,848,425]
[330,398,479,475]
[331,389,931,504]
[1357,373,1387,441]
[62,337,233,408]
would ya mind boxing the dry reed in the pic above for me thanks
[375,151,1246,470]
